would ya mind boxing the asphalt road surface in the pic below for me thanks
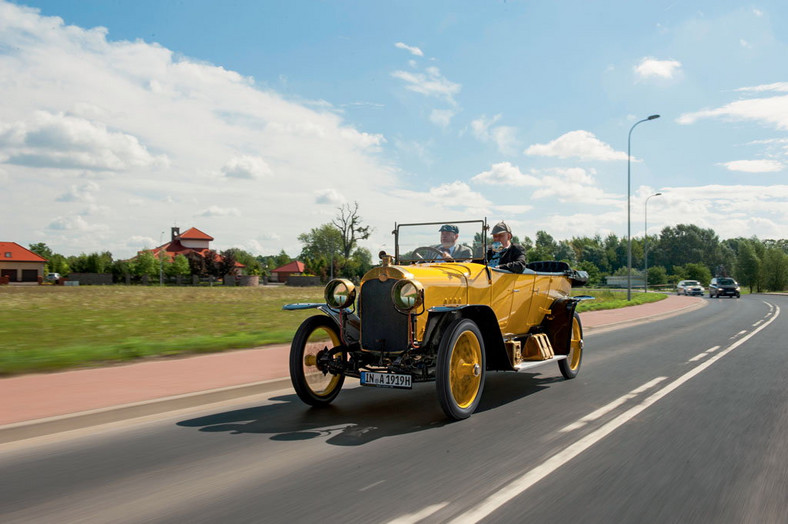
[1,295,785,523]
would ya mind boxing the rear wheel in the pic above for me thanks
[558,313,583,379]
[289,315,345,406]
[436,319,486,420]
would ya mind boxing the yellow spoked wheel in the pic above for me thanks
[290,315,345,406]
[436,318,486,420]
[558,312,583,379]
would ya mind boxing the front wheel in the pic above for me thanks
[558,313,583,379]
[436,318,486,420]
[289,315,345,407]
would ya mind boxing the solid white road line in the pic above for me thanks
[451,304,780,524]
[559,376,667,433]
[387,503,449,524]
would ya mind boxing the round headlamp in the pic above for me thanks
[325,279,356,309]
[391,279,424,312]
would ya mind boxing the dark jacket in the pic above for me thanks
[486,243,526,273]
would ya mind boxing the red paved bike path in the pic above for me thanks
[0,295,703,430]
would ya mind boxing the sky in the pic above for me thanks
[1,0,787,259]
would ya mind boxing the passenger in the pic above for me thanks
[434,224,473,260]
[486,221,526,273]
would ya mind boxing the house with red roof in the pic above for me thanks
[271,260,306,283]
[146,227,244,272]
[0,242,48,283]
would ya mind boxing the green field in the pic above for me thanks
[0,286,324,375]
[0,285,665,375]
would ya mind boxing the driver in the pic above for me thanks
[434,224,473,260]
[486,221,526,272]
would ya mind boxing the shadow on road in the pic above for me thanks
[177,371,555,446]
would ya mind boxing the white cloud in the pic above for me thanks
[470,115,518,155]
[495,204,532,215]
[391,66,461,105]
[735,82,788,93]
[678,83,788,129]
[47,214,109,232]
[524,130,628,161]
[220,155,272,179]
[472,163,617,206]
[314,188,345,205]
[197,206,241,217]
[471,162,540,186]
[56,181,100,202]
[0,111,169,171]
[391,181,491,211]
[651,185,788,239]
[634,57,682,80]
[430,109,456,128]
[719,160,783,173]
[394,42,424,57]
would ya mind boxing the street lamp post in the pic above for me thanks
[644,192,662,292]
[627,114,660,300]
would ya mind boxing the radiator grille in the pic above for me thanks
[359,279,409,352]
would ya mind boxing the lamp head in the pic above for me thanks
[648,114,660,120]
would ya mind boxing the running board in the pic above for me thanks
[514,354,566,372]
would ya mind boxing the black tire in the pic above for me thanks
[436,318,486,420]
[558,313,583,379]
[289,315,345,407]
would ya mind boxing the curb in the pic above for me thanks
[0,377,292,445]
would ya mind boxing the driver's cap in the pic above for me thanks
[439,224,459,233]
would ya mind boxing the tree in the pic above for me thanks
[576,261,601,287]
[28,242,53,261]
[133,250,159,278]
[555,240,577,264]
[68,251,113,273]
[168,254,190,278]
[228,248,263,275]
[674,263,712,286]
[203,250,223,278]
[332,202,372,259]
[299,224,343,262]
[218,249,238,276]
[186,251,207,277]
[762,247,788,291]
[527,230,557,262]
[47,254,70,275]
[647,266,668,287]
[735,241,761,293]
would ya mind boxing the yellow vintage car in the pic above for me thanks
[284,219,589,420]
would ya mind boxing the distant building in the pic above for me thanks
[145,227,244,273]
[270,260,306,283]
[0,242,47,283]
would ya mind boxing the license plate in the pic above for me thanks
[360,371,412,389]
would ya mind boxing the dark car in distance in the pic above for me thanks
[709,277,741,298]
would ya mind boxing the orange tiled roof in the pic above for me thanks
[179,227,214,241]
[0,242,48,263]
[272,261,305,273]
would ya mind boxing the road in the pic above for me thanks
[0,295,785,523]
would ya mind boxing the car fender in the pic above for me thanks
[542,297,583,355]
[282,303,360,345]
[423,305,511,371]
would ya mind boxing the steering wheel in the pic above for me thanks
[412,246,451,262]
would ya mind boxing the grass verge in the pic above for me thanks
[575,289,667,312]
